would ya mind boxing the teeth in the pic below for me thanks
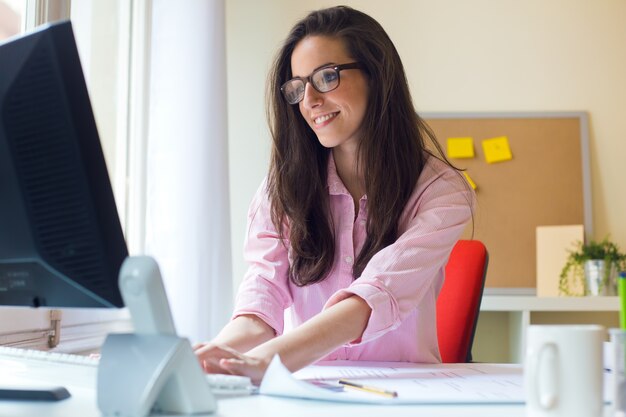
[314,112,337,124]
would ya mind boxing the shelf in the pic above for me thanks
[474,296,619,363]
[480,296,619,312]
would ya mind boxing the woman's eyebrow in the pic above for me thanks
[292,62,337,78]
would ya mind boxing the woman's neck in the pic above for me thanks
[332,147,365,212]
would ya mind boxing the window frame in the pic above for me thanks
[23,0,70,30]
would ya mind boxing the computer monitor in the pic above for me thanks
[0,21,127,308]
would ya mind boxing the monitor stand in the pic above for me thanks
[96,256,216,416]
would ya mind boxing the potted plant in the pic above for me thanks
[559,237,626,296]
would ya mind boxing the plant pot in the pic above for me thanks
[584,259,618,296]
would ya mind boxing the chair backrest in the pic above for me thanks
[436,240,488,363]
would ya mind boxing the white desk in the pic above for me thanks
[0,356,613,417]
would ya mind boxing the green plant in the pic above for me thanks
[559,237,626,296]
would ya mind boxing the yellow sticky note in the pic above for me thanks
[463,171,477,190]
[447,137,475,159]
[482,136,513,163]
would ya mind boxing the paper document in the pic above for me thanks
[259,356,525,404]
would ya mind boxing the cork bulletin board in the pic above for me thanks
[423,112,592,290]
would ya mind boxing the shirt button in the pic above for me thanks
[345,256,353,265]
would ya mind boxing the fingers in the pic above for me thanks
[196,343,241,360]
[219,358,245,370]
[192,342,207,351]
[219,358,258,384]
[219,357,268,385]
[192,342,268,384]
[194,342,242,374]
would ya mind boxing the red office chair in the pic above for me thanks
[436,240,488,363]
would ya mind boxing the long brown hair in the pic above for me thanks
[267,6,451,286]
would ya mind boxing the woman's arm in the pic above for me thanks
[215,295,371,383]
[194,314,275,373]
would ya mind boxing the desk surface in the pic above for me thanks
[0,356,613,417]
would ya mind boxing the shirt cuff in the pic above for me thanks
[231,310,283,337]
[232,277,288,336]
[323,282,399,345]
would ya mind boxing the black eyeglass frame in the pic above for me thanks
[280,62,363,105]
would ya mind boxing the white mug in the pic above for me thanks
[525,324,604,417]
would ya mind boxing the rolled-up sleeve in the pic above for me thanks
[324,165,475,345]
[232,181,293,335]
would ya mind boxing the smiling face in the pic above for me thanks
[290,36,369,152]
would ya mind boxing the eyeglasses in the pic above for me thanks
[280,62,362,105]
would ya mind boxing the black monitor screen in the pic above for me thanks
[0,21,127,308]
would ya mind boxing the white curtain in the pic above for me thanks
[144,0,231,342]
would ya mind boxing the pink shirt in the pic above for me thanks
[234,154,475,363]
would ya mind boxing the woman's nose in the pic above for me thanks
[302,82,322,109]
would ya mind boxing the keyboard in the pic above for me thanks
[0,345,254,395]
[0,345,99,366]
[204,373,254,395]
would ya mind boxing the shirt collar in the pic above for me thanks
[327,153,350,196]
[327,153,368,202]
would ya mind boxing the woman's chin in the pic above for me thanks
[316,136,339,148]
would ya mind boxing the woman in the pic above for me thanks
[194,5,474,383]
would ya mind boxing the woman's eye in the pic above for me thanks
[322,71,338,83]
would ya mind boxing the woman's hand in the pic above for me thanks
[193,342,271,385]
[217,351,271,385]
[193,342,238,374]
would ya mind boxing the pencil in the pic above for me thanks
[338,379,398,398]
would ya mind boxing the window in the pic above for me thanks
[1,0,231,350]
[70,0,132,226]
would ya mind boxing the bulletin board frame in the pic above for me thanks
[422,112,592,290]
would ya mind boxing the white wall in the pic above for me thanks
[226,0,626,293]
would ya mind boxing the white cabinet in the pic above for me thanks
[472,296,619,363]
